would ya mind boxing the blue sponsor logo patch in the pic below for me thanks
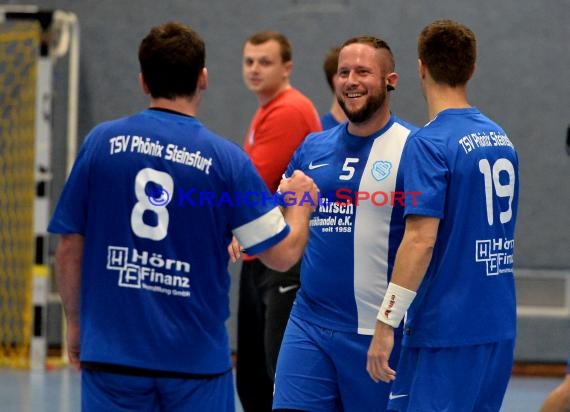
[371,160,392,181]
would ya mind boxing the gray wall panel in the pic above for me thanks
[14,0,569,358]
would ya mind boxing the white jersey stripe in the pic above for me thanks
[354,122,411,334]
[233,207,287,249]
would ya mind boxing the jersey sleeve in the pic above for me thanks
[401,133,448,219]
[229,157,290,256]
[48,132,97,234]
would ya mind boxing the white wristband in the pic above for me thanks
[377,282,417,328]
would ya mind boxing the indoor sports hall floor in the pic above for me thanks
[0,366,562,412]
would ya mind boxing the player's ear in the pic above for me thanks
[198,67,208,91]
[386,72,398,91]
[283,60,293,79]
[417,59,426,79]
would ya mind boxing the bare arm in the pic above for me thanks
[256,199,313,271]
[229,170,317,272]
[539,374,570,412]
[367,215,439,382]
[386,215,439,290]
[55,233,84,369]
[256,170,317,271]
[228,204,311,271]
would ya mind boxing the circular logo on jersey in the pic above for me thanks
[371,160,392,181]
[147,186,170,206]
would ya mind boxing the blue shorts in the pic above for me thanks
[82,369,234,412]
[273,314,402,412]
[388,339,515,412]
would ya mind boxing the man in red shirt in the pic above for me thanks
[237,30,322,412]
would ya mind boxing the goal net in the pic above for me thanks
[0,7,79,369]
[0,19,39,368]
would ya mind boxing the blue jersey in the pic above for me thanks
[401,107,519,347]
[287,115,417,334]
[48,109,289,374]
[320,112,341,130]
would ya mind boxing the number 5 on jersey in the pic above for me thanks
[339,158,359,181]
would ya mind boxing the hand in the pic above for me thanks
[278,170,319,210]
[227,236,243,263]
[367,321,396,383]
[66,320,81,371]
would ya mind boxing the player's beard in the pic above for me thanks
[337,89,386,124]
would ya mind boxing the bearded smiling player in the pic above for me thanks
[270,35,419,412]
